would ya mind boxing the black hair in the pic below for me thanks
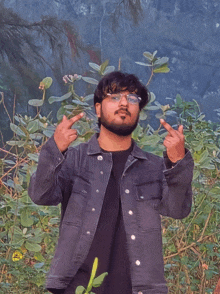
[94,71,149,128]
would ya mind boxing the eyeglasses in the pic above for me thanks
[106,93,142,105]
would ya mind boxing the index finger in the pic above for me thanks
[66,112,84,128]
[160,119,177,137]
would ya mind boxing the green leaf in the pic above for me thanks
[56,106,66,120]
[145,105,160,110]
[29,133,44,140]
[27,120,40,133]
[43,126,55,138]
[103,66,115,75]
[139,111,148,120]
[143,51,154,61]
[135,61,152,67]
[87,258,98,292]
[89,62,100,72]
[28,99,44,107]
[28,153,39,162]
[82,77,99,85]
[25,241,41,252]
[154,57,169,66]
[20,209,34,227]
[72,100,89,106]
[34,252,45,262]
[193,170,200,180]
[41,77,53,89]
[20,191,33,204]
[198,150,209,163]
[99,60,109,74]
[75,286,86,294]
[92,272,108,287]
[10,123,26,137]
[2,159,16,165]
[175,94,182,105]
[34,262,45,269]
[149,92,156,103]
[84,94,94,101]
[139,134,161,145]
[153,64,170,73]
[48,92,72,104]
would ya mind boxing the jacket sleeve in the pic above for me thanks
[28,136,76,206]
[157,149,194,219]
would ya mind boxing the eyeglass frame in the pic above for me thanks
[105,93,142,105]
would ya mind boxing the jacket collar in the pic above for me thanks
[87,133,148,160]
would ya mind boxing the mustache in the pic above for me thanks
[115,108,131,116]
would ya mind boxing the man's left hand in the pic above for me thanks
[160,119,185,163]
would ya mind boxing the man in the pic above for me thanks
[28,71,194,294]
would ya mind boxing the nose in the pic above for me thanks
[119,95,128,107]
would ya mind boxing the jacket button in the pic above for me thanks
[100,171,103,174]
[92,208,95,211]
[96,189,99,193]
[97,155,103,161]
[128,210,133,215]
[86,231,91,235]
[140,196,144,199]
[131,235,136,240]
[135,260,141,266]
[138,292,143,294]
[125,189,130,194]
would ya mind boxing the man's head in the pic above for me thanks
[94,71,149,136]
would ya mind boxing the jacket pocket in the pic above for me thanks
[135,170,162,202]
[72,176,91,196]
[135,181,162,231]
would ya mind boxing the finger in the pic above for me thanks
[66,129,77,137]
[178,125,184,134]
[160,119,177,137]
[66,112,84,128]
[163,140,171,148]
[62,115,68,122]
[68,133,78,141]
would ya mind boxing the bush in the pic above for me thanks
[0,55,219,293]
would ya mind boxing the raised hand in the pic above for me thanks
[160,119,185,163]
[54,113,84,152]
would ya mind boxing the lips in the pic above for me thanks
[116,109,130,116]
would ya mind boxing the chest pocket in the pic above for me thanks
[134,170,162,231]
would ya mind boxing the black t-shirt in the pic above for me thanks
[50,143,133,294]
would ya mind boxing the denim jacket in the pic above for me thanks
[28,133,194,294]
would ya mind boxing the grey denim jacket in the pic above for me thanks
[28,133,194,294]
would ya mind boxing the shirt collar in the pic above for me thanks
[87,133,148,160]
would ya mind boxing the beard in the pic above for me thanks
[99,109,139,136]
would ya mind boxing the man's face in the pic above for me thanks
[95,90,140,136]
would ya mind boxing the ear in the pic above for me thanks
[95,103,101,118]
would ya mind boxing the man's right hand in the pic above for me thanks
[54,113,84,152]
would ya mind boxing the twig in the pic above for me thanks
[164,232,218,260]
[146,68,154,87]
[0,148,19,158]
[1,92,12,123]
[0,157,29,181]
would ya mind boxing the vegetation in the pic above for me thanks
[0,53,219,294]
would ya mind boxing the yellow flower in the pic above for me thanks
[12,251,23,262]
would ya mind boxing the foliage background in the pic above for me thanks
[0,0,220,293]
[0,56,220,294]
